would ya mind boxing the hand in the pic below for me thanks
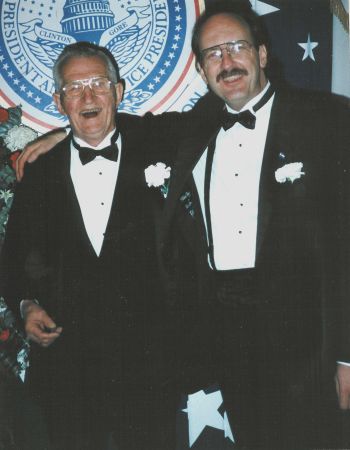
[22,300,62,347]
[335,363,350,409]
[16,128,66,181]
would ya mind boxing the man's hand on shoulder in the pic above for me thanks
[335,363,350,409]
[21,299,62,347]
[16,128,67,181]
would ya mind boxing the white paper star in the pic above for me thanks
[249,0,280,15]
[224,411,235,441]
[182,389,235,447]
[298,34,319,61]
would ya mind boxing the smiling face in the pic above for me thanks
[197,13,267,111]
[53,55,123,146]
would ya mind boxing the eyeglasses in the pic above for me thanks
[61,76,113,98]
[200,40,253,64]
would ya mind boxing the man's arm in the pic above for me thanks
[1,157,60,341]
[16,128,66,180]
[16,91,222,180]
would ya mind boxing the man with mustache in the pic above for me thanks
[157,1,350,447]
[15,1,350,447]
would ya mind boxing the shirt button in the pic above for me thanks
[99,172,102,175]
[101,202,104,206]
[235,173,239,177]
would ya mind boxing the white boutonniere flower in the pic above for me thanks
[275,162,305,184]
[145,162,171,198]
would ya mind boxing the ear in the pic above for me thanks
[258,44,267,69]
[114,81,124,107]
[197,61,209,85]
[53,92,67,116]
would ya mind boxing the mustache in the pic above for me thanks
[216,68,248,82]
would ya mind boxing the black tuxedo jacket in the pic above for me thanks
[156,86,350,391]
[0,114,167,442]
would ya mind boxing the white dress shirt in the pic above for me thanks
[70,129,121,256]
[193,83,274,270]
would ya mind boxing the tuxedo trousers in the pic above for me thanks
[193,268,334,449]
[23,308,172,450]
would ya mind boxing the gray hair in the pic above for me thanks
[53,41,120,92]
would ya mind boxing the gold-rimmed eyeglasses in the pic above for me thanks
[200,40,253,64]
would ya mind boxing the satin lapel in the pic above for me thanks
[160,119,222,253]
[59,139,98,257]
[255,90,295,262]
[100,128,144,256]
[99,137,127,256]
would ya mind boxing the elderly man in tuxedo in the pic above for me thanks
[0,41,174,450]
[15,2,350,447]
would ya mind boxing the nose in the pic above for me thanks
[81,85,94,101]
[220,48,235,69]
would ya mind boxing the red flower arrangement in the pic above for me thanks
[0,328,10,342]
[0,108,9,123]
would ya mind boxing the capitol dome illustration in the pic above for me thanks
[61,0,115,44]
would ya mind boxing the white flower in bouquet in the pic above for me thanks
[4,124,38,152]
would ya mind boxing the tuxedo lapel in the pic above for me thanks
[255,93,283,261]
[160,120,222,254]
[59,139,102,257]
[100,128,148,257]
[255,90,298,263]
[160,91,225,242]
[100,131,130,256]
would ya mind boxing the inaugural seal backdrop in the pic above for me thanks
[0,0,205,132]
[0,0,338,135]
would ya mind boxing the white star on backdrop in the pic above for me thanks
[182,389,235,447]
[298,34,319,61]
[249,0,279,15]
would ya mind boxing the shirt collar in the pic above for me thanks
[227,81,271,114]
[74,128,116,150]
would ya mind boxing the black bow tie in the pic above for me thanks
[221,109,256,130]
[72,130,119,165]
[221,84,275,131]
